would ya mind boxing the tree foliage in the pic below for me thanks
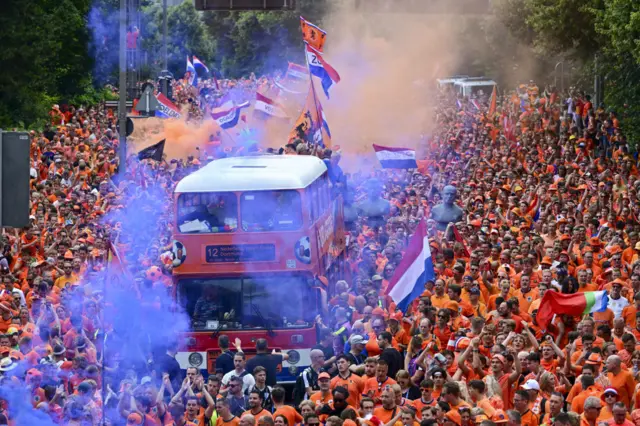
[141,1,215,77]
[0,0,95,128]
[493,0,640,143]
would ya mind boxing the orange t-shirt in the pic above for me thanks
[363,377,397,402]
[373,406,400,424]
[330,373,365,408]
[273,405,302,426]
[216,416,240,426]
[242,409,272,421]
[607,370,635,408]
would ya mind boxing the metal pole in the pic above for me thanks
[118,0,127,175]
[163,0,168,70]
[561,62,565,93]
[161,0,169,97]
[594,54,600,107]
[0,132,3,229]
[554,61,563,91]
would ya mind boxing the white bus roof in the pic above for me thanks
[174,155,328,193]
[455,79,497,87]
[437,75,469,84]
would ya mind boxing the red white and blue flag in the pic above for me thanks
[186,56,197,86]
[211,101,250,129]
[373,144,417,169]
[386,219,435,312]
[192,55,209,74]
[253,93,289,120]
[305,43,341,98]
[155,93,182,119]
[287,62,310,80]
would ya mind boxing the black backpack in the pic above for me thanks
[293,367,318,407]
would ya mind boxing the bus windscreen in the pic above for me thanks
[178,273,316,331]
[177,193,238,233]
[240,190,302,232]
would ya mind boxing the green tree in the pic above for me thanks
[201,0,328,78]
[593,0,640,143]
[141,1,214,78]
[0,0,95,128]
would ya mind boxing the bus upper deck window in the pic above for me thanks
[177,192,238,233]
[241,190,302,232]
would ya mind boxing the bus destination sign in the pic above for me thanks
[205,244,276,263]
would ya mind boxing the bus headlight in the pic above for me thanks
[287,350,300,365]
[288,366,298,376]
[188,353,204,367]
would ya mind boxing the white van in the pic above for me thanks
[454,78,497,98]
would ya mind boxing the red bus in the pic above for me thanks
[171,155,345,382]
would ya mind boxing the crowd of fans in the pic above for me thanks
[1,74,637,426]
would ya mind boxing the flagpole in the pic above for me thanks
[306,62,325,156]
[301,41,326,152]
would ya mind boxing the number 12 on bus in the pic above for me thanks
[171,155,346,382]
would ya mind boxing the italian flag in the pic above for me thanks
[536,290,609,329]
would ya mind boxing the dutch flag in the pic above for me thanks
[373,144,418,169]
[385,219,435,312]
[155,93,181,119]
[211,101,250,129]
[305,43,341,98]
[186,56,197,86]
[192,55,209,75]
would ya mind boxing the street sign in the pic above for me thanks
[135,83,159,115]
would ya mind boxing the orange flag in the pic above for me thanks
[488,85,497,117]
[288,83,331,148]
[300,17,326,52]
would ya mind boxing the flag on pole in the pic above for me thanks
[300,17,327,52]
[186,56,197,86]
[385,219,436,312]
[470,99,481,111]
[289,83,329,147]
[452,226,470,257]
[305,43,341,98]
[253,92,289,120]
[211,101,250,129]
[373,144,418,169]
[137,139,165,161]
[536,290,609,329]
[488,85,497,116]
[274,80,307,95]
[155,93,182,119]
[192,55,209,74]
[287,62,310,80]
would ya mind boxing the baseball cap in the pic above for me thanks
[492,410,508,424]
[318,372,330,380]
[522,379,540,391]
[349,335,368,346]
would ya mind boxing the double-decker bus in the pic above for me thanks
[171,155,346,382]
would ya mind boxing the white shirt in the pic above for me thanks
[608,296,629,319]
[222,369,255,394]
